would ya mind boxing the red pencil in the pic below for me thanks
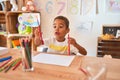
[38,26,44,45]
[0,58,12,68]
[68,34,70,55]
[37,18,44,45]
[79,68,88,75]
[12,60,22,70]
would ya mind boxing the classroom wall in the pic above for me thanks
[34,0,120,56]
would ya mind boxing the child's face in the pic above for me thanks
[53,19,69,39]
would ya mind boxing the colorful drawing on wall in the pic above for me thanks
[45,0,54,14]
[105,0,120,14]
[34,0,97,16]
[55,0,67,15]
[67,0,81,15]
[81,0,96,15]
[22,13,40,27]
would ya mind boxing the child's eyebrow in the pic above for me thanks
[59,23,65,26]
[59,24,64,26]
[53,23,56,25]
[53,23,64,25]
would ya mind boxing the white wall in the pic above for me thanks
[34,0,120,57]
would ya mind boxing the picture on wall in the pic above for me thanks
[105,0,120,14]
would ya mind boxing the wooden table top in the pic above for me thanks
[0,49,120,80]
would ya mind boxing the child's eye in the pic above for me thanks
[53,25,56,28]
[60,26,63,28]
[59,25,64,28]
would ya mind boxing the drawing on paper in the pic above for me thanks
[76,22,93,32]
[105,0,120,13]
[81,0,96,15]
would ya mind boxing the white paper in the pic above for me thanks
[0,47,8,55]
[32,53,75,66]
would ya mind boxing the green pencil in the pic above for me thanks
[4,58,21,73]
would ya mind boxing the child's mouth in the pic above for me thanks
[55,32,60,35]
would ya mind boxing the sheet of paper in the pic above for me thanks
[0,47,8,55]
[32,53,75,66]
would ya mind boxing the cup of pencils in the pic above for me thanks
[20,38,34,72]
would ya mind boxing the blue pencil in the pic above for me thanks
[0,56,12,62]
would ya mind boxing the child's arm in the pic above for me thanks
[69,37,87,55]
[34,28,42,46]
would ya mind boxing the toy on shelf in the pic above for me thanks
[0,0,5,11]
[22,0,36,11]
[12,39,20,49]
[17,24,31,34]
[10,0,18,11]
[17,14,32,34]
[100,33,115,40]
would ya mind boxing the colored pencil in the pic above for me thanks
[24,40,32,68]
[12,60,22,70]
[0,56,12,62]
[67,34,70,55]
[21,47,30,69]
[79,68,88,76]
[0,59,14,72]
[0,58,12,68]
[37,18,44,45]
[4,58,20,73]
[38,27,44,45]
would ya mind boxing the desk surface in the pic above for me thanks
[0,49,120,80]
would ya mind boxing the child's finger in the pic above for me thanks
[34,28,40,36]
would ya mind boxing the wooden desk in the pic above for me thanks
[0,49,120,80]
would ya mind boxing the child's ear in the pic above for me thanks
[67,28,70,33]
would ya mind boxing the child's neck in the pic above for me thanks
[56,38,65,42]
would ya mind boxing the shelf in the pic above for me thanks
[7,33,32,38]
[97,37,120,59]
[0,0,34,48]
[0,31,7,36]
[0,11,6,24]
[0,35,7,47]
[6,11,39,16]
[0,11,40,51]
[6,33,33,48]
[0,11,6,13]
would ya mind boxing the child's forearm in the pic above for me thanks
[73,43,87,55]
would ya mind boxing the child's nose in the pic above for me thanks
[55,27,59,31]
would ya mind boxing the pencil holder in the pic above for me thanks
[21,45,34,72]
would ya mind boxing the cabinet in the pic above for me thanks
[97,37,120,59]
[0,11,7,47]
[0,0,12,47]
[0,11,40,51]
[0,0,39,49]
[6,11,40,50]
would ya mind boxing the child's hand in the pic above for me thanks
[34,28,41,46]
[69,37,77,46]
[69,37,87,55]
[34,27,44,46]
[34,28,40,37]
